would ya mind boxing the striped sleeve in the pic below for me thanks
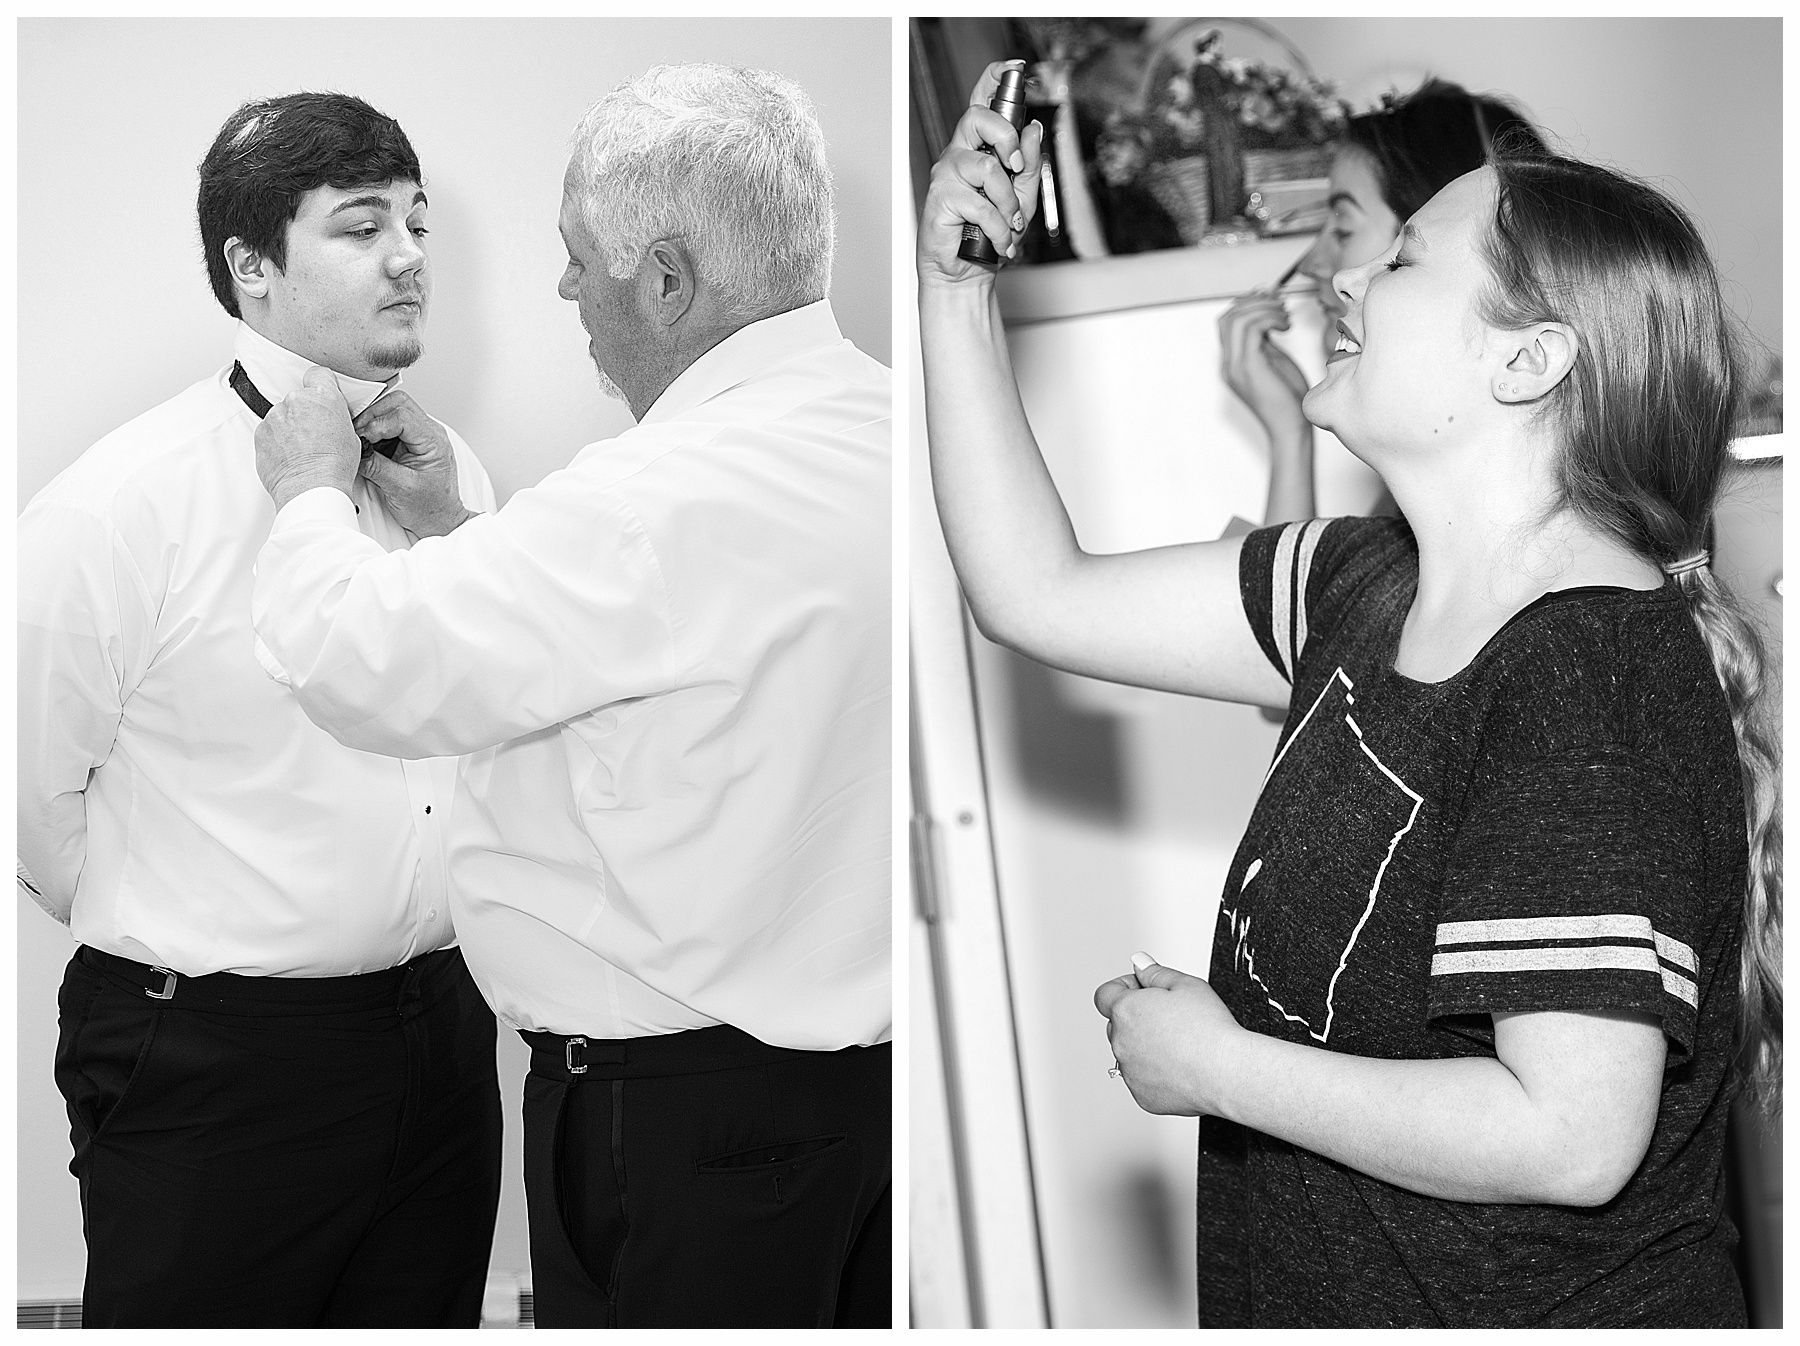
[1238,516,1411,685]
[1429,748,1706,1058]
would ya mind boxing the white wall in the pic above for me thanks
[1271,17,1781,361]
[16,15,890,1304]
[18,16,891,506]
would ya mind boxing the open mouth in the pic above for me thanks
[1327,321,1362,362]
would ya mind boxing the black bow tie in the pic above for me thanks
[230,362,402,459]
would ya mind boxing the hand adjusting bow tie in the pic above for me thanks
[230,362,403,459]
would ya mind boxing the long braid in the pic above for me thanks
[1672,566,1783,1111]
[1480,152,1781,1113]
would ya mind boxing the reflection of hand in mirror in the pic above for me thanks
[1219,290,1312,444]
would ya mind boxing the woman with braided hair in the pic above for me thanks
[919,61,1777,1325]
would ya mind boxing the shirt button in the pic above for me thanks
[424,805,432,815]
[428,909,438,920]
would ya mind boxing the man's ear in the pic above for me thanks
[223,236,273,304]
[640,238,697,326]
[1494,322,1578,404]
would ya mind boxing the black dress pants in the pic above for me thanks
[521,1024,891,1327]
[55,945,503,1327]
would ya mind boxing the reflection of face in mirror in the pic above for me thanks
[1295,147,1401,336]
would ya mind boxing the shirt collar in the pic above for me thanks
[638,300,845,427]
[232,321,401,418]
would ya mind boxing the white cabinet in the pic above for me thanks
[912,239,1379,1327]
[999,239,1385,551]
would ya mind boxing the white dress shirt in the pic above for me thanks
[18,322,497,976]
[253,301,890,1049]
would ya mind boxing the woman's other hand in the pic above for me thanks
[1100,958,1665,1204]
[1218,289,1313,441]
[918,60,1047,288]
[1095,957,1244,1116]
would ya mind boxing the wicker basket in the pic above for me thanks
[1241,146,1332,190]
[1145,156,1212,245]
[1137,22,1336,229]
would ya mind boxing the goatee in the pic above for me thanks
[593,362,628,404]
[366,337,424,371]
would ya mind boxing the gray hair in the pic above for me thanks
[570,63,836,321]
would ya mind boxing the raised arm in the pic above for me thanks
[251,476,679,760]
[918,62,1287,708]
[249,368,685,758]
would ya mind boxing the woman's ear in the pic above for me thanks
[1494,323,1578,404]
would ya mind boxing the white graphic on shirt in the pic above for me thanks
[1223,665,1424,1043]
[1262,666,1353,787]
[1221,859,1314,1032]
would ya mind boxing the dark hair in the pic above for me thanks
[1478,152,1781,1112]
[1343,78,1544,222]
[197,92,423,318]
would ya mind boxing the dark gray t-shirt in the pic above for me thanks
[1196,516,1747,1327]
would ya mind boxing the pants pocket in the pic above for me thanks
[522,1070,615,1327]
[695,1133,849,1174]
[558,1077,630,1308]
[55,960,165,1152]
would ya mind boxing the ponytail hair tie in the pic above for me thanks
[1662,550,1710,577]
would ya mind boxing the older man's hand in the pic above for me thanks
[254,367,363,511]
[353,391,478,538]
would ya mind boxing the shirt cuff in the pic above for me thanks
[271,485,359,534]
[18,864,70,924]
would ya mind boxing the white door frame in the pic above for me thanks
[905,250,1050,1327]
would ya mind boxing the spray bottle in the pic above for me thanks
[957,66,1030,267]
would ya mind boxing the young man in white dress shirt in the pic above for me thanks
[248,65,890,1327]
[17,92,502,1327]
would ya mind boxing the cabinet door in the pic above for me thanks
[1008,289,1383,556]
[912,247,1384,1327]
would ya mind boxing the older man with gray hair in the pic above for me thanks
[249,64,890,1328]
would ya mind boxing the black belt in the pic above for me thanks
[522,1022,877,1082]
[77,945,460,1011]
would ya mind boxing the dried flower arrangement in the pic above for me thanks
[1189,31,1347,150]
[1096,29,1346,191]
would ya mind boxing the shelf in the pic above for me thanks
[995,235,1312,326]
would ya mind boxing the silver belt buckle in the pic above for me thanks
[146,966,177,1001]
[565,1036,587,1075]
